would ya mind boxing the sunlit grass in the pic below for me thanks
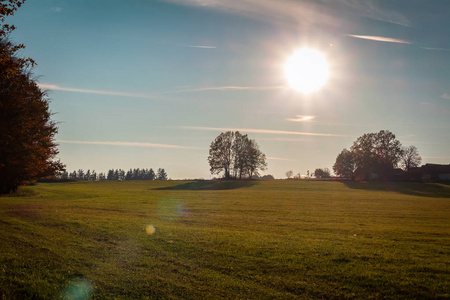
[0,180,449,299]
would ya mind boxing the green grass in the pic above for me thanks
[0,180,449,299]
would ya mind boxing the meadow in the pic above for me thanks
[0,180,449,299]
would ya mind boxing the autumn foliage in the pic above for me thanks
[0,1,64,193]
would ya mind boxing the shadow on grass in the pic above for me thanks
[154,180,258,191]
[2,188,38,197]
[343,181,450,198]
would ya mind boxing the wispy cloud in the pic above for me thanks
[179,44,217,49]
[421,47,450,51]
[38,83,161,99]
[257,137,311,142]
[56,140,200,149]
[266,156,297,161]
[51,7,62,13]
[39,82,284,98]
[441,93,450,100]
[180,126,347,137]
[154,85,285,95]
[348,34,411,44]
[163,0,333,26]
[337,0,409,26]
[286,115,315,122]
[163,0,409,27]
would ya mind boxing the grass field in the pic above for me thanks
[0,180,449,299]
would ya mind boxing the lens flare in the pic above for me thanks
[145,224,156,235]
[157,198,188,222]
[61,277,94,300]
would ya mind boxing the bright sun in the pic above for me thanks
[284,48,330,94]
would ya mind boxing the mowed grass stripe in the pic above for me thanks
[0,180,449,299]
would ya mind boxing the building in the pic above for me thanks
[407,164,450,181]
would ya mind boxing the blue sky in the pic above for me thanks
[8,0,450,179]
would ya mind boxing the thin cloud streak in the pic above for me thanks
[57,140,200,149]
[154,85,285,95]
[441,93,450,100]
[180,44,217,49]
[163,0,408,27]
[286,115,316,122]
[348,34,411,44]
[266,156,297,161]
[38,83,161,99]
[163,0,333,27]
[39,83,284,98]
[421,47,450,51]
[180,126,347,137]
[257,137,311,142]
[338,0,409,26]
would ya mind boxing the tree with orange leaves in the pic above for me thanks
[0,0,64,193]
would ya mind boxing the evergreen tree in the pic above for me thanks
[132,168,138,180]
[125,169,133,181]
[69,171,77,180]
[148,168,155,180]
[60,171,69,180]
[77,169,84,181]
[118,169,125,181]
[106,169,114,181]
[90,170,97,181]
[156,168,168,180]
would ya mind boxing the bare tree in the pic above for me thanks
[401,145,421,171]
[285,170,294,179]
[208,131,266,179]
[208,131,235,179]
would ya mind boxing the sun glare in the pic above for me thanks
[285,48,330,94]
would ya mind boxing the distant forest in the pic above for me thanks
[59,168,168,181]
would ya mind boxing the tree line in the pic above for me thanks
[333,130,421,180]
[283,130,422,181]
[208,129,423,182]
[285,169,331,179]
[59,168,168,181]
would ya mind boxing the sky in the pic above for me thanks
[7,0,450,179]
